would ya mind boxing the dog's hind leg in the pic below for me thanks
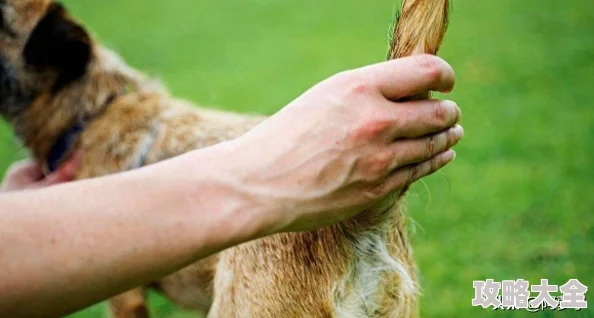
[108,288,150,318]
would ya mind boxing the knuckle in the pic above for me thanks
[365,182,388,200]
[416,54,443,84]
[425,135,437,158]
[365,151,394,177]
[347,79,372,96]
[406,165,419,185]
[351,117,392,142]
[331,71,374,99]
[437,130,450,150]
[432,99,458,126]
[433,99,448,124]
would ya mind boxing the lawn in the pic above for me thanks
[1,0,592,317]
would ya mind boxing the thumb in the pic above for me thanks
[9,160,45,182]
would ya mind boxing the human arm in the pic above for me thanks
[0,55,463,317]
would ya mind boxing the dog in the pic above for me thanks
[0,0,449,317]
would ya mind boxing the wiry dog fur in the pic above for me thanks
[0,0,449,317]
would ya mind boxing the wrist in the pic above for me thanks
[181,142,283,252]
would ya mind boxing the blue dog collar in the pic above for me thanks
[45,121,85,173]
[44,94,120,174]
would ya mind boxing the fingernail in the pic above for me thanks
[451,125,464,139]
[444,149,456,163]
[441,100,461,123]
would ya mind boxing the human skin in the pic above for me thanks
[0,153,79,191]
[0,55,462,318]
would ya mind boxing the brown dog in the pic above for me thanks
[0,0,449,317]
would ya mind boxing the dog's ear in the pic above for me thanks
[23,3,91,92]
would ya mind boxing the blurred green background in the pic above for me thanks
[1,0,592,317]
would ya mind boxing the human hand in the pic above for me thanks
[223,54,463,233]
[0,156,79,192]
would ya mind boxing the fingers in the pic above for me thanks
[389,125,464,170]
[351,98,460,143]
[381,150,456,194]
[390,99,461,139]
[1,160,44,191]
[6,160,44,182]
[355,125,462,185]
[357,54,455,100]
[1,154,80,192]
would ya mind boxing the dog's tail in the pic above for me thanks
[388,0,450,59]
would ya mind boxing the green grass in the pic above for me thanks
[1,0,593,317]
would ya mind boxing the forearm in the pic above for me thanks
[0,54,463,318]
[0,145,265,318]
